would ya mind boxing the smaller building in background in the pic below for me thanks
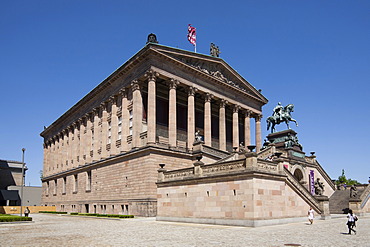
[0,159,41,206]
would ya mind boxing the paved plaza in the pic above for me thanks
[0,214,369,247]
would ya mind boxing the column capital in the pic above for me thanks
[233,104,241,113]
[62,129,68,136]
[145,69,159,81]
[204,93,214,102]
[168,78,179,89]
[219,99,228,108]
[109,95,118,105]
[131,80,140,91]
[119,88,127,98]
[78,117,86,125]
[100,102,108,111]
[188,86,198,96]
[84,112,93,121]
[92,107,100,116]
[254,114,263,121]
[244,109,252,118]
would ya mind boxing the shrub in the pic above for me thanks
[0,216,32,222]
[70,212,78,215]
[39,211,67,214]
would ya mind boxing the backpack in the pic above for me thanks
[354,215,358,221]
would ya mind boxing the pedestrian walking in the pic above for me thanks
[308,207,314,224]
[347,209,357,235]
[24,207,30,217]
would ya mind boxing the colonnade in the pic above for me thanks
[43,69,262,177]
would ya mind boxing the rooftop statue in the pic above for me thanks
[266,102,298,133]
[147,33,159,44]
[210,43,220,57]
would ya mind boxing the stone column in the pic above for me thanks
[168,79,179,148]
[204,93,213,146]
[232,105,240,150]
[74,123,80,166]
[244,110,251,147]
[79,117,86,165]
[93,108,100,161]
[60,131,66,171]
[101,103,108,159]
[255,114,262,152]
[187,87,196,150]
[85,113,93,163]
[120,89,129,152]
[145,70,158,144]
[219,99,227,151]
[56,135,61,171]
[63,131,68,169]
[67,127,73,167]
[131,80,143,149]
[110,96,118,156]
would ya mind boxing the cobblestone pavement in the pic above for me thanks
[0,214,369,247]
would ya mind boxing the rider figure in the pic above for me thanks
[273,102,284,122]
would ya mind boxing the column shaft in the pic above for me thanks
[232,105,240,150]
[146,70,158,144]
[244,111,251,146]
[132,81,143,148]
[110,97,118,155]
[204,93,212,146]
[219,100,227,151]
[168,79,178,147]
[93,109,100,161]
[187,87,196,150]
[121,89,129,152]
[101,104,108,158]
[79,118,86,165]
[85,114,92,163]
[255,115,262,152]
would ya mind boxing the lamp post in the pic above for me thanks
[20,148,25,216]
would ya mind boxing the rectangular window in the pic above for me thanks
[108,121,112,144]
[73,174,78,193]
[118,116,122,140]
[53,180,57,196]
[129,110,133,135]
[86,171,92,191]
[62,177,66,194]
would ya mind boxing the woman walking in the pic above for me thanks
[308,207,314,224]
[347,209,357,235]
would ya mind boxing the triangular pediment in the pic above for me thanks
[149,45,267,104]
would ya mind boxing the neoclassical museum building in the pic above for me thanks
[41,36,370,225]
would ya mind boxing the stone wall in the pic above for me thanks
[42,147,193,216]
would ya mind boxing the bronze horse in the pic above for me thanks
[266,104,298,133]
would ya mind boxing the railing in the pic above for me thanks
[163,167,194,181]
[284,167,321,213]
[202,145,230,159]
[256,159,279,173]
[360,184,370,209]
[202,160,245,175]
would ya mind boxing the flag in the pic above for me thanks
[187,24,196,46]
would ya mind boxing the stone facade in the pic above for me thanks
[156,132,339,226]
[40,43,267,216]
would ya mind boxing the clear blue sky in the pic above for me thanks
[1,1,369,186]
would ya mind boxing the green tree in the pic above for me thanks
[335,169,359,186]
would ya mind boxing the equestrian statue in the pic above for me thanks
[266,102,298,133]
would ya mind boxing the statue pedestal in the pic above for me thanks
[267,129,303,153]
[315,195,331,220]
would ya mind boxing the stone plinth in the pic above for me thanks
[315,195,331,219]
[267,129,303,152]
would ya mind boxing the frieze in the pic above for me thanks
[178,58,251,94]
[164,169,194,180]
[202,163,244,174]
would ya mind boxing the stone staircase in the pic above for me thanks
[329,190,351,214]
